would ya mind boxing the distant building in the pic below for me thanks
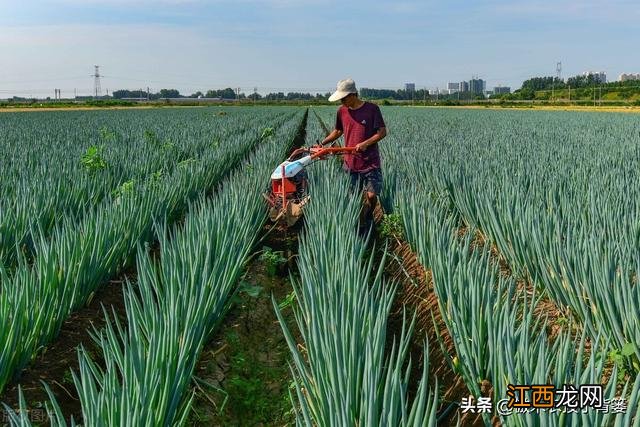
[469,78,485,94]
[404,83,416,92]
[619,73,640,82]
[494,86,511,94]
[583,71,607,83]
[447,82,460,93]
[459,81,469,92]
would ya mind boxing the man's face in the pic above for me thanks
[340,93,353,107]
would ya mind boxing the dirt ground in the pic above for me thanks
[187,222,302,427]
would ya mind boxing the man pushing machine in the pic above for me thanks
[320,78,388,236]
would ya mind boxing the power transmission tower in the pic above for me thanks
[556,61,562,81]
[553,61,562,102]
[93,65,102,98]
[254,86,258,104]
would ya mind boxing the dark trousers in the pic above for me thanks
[349,168,383,235]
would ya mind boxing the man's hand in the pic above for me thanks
[355,142,368,153]
[355,127,386,152]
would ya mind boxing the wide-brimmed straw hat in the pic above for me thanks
[328,78,357,102]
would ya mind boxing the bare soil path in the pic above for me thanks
[188,223,301,426]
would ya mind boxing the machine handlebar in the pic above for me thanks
[288,146,357,161]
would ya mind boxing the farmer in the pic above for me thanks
[320,78,387,235]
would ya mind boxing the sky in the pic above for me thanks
[0,0,639,98]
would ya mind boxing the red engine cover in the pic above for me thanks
[272,178,297,196]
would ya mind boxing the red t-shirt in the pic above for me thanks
[335,102,385,172]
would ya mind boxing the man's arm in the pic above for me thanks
[355,127,387,152]
[320,129,343,146]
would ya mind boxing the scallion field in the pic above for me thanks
[1,106,639,426]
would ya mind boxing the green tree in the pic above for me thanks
[159,89,181,98]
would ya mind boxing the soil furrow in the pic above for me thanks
[187,110,308,426]
[188,223,301,426]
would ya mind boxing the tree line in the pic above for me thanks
[111,88,334,101]
[106,77,640,103]
[111,87,436,101]
[496,75,640,100]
